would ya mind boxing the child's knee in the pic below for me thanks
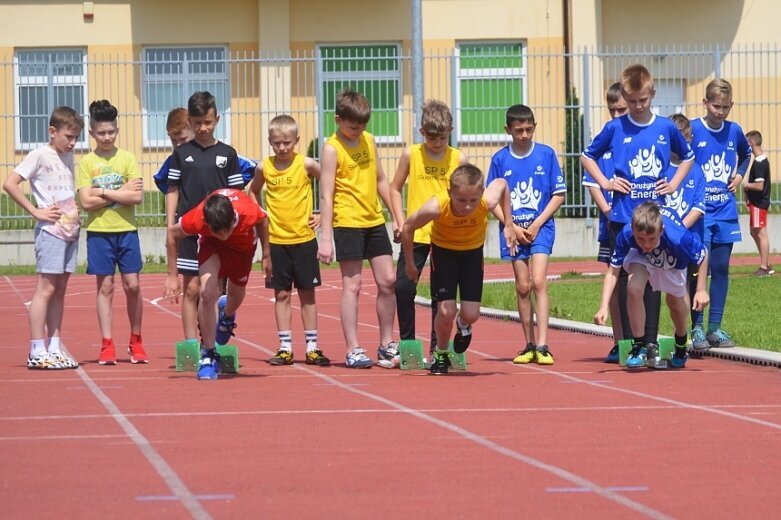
[275,289,291,303]
[515,279,531,298]
[459,307,480,324]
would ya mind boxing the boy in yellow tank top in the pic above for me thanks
[248,115,330,367]
[400,165,516,375]
[389,100,469,361]
[317,89,400,368]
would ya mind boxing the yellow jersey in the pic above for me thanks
[262,153,316,245]
[406,144,461,244]
[76,148,140,232]
[327,131,384,228]
[430,191,489,251]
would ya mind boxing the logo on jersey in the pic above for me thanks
[216,156,228,168]
[534,165,545,176]
[644,247,677,270]
[623,137,633,144]
[510,177,542,212]
[702,152,732,184]
[628,145,663,179]
[665,188,689,218]
[503,169,513,178]
[697,141,707,148]
[603,152,613,160]
[185,156,194,162]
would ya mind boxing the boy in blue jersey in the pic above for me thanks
[581,64,694,358]
[487,104,566,365]
[582,83,628,362]
[688,79,752,350]
[595,202,710,369]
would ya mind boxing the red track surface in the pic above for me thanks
[1,258,780,519]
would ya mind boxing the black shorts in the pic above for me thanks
[177,235,199,277]
[333,224,392,261]
[430,244,484,302]
[268,238,322,291]
[597,234,615,265]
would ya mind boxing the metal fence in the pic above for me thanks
[1,43,778,227]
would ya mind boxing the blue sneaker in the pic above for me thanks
[625,345,647,369]
[669,346,688,369]
[346,348,372,368]
[196,350,221,380]
[691,326,708,352]
[215,295,237,345]
[605,344,620,364]
[706,328,735,348]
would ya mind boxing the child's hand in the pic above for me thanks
[608,177,631,194]
[514,224,531,245]
[317,243,334,264]
[127,178,144,191]
[405,262,419,283]
[308,213,321,231]
[392,226,402,244]
[503,226,518,256]
[163,275,181,304]
[594,307,608,325]
[655,178,672,195]
[692,290,710,311]
[33,204,63,223]
[727,174,743,193]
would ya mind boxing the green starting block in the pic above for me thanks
[175,341,239,373]
[398,339,466,371]
[618,337,674,368]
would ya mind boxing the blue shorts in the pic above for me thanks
[86,231,143,275]
[501,222,555,261]
[703,218,741,246]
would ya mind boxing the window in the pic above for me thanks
[142,47,230,147]
[652,79,685,117]
[14,49,87,150]
[455,42,526,142]
[317,45,402,144]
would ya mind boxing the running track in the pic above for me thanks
[1,259,779,519]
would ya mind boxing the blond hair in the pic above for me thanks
[705,78,733,101]
[449,164,484,190]
[620,64,654,96]
[631,201,663,235]
[268,114,299,137]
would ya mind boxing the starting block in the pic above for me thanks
[398,339,466,371]
[175,341,239,373]
[618,337,674,368]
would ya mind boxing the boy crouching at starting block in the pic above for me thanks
[594,201,709,369]
[400,164,515,375]
[165,189,270,380]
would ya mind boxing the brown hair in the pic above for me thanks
[449,163,484,190]
[631,201,663,235]
[746,130,762,146]
[49,106,84,131]
[335,88,371,124]
[620,64,654,96]
[188,91,217,117]
[421,99,453,134]
[166,107,189,134]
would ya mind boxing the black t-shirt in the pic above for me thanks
[746,155,771,209]
[167,140,243,216]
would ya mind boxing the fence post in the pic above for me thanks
[582,49,594,229]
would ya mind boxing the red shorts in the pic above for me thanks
[197,237,257,286]
[748,202,767,228]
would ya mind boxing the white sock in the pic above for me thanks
[48,336,62,354]
[278,330,292,351]
[30,339,46,357]
[456,314,470,333]
[305,330,318,353]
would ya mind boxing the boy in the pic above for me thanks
[581,64,694,358]
[317,88,400,368]
[689,79,752,349]
[2,106,83,369]
[249,115,330,366]
[400,164,515,375]
[164,189,270,380]
[487,105,566,365]
[595,202,710,370]
[389,99,469,360]
[582,83,629,362]
[743,130,773,276]
[164,92,248,348]
[77,99,146,365]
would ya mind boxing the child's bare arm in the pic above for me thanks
[595,266,620,325]
[581,155,629,193]
[527,193,565,242]
[400,196,440,282]
[3,172,62,223]
[317,143,337,264]
[304,157,321,181]
[247,164,265,206]
[389,148,412,242]
[588,186,611,216]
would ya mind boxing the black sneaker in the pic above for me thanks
[453,321,472,353]
[429,351,450,375]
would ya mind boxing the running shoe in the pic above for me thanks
[196,350,221,380]
[27,352,61,370]
[535,345,555,365]
[98,340,117,366]
[215,295,237,345]
[128,341,149,364]
[429,350,450,375]
[706,329,736,348]
[669,346,688,369]
[604,344,620,364]
[269,348,294,366]
[645,342,668,369]
[452,320,472,353]
[512,344,537,364]
[691,326,709,352]
[754,266,774,277]
[377,341,400,368]
[305,348,331,366]
[345,348,372,368]
[625,344,647,369]
[49,351,79,369]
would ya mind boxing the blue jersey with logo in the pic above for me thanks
[611,207,707,271]
[663,161,706,238]
[487,142,567,256]
[583,114,694,224]
[689,117,751,221]
[154,154,257,194]
[582,151,615,242]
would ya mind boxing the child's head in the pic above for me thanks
[268,114,300,159]
[188,91,219,144]
[203,193,235,241]
[620,64,655,119]
[334,88,370,140]
[631,201,663,253]
[606,82,628,119]
[166,107,193,147]
[448,164,485,217]
[746,130,763,153]
[504,104,536,153]
[668,113,691,163]
[88,99,119,152]
[420,99,453,152]
[48,106,84,154]
[702,79,734,128]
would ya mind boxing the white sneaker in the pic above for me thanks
[27,352,62,370]
[377,341,400,369]
[346,348,372,368]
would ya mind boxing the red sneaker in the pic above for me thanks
[98,339,117,365]
[128,335,148,364]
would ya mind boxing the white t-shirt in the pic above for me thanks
[14,146,81,241]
